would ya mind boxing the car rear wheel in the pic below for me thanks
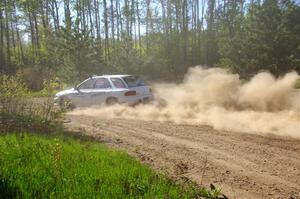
[106,97,118,105]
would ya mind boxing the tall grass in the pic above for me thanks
[0,74,62,134]
[0,133,222,199]
[295,78,300,89]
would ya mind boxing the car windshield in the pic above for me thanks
[77,79,95,89]
[122,76,147,87]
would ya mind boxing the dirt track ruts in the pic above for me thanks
[65,114,300,199]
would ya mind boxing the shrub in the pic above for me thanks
[0,74,62,134]
[295,78,300,89]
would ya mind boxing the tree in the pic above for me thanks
[0,0,299,89]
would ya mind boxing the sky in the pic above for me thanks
[20,0,300,42]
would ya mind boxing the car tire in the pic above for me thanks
[59,97,75,110]
[106,97,118,105]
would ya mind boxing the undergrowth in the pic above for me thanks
[295,78,300,89]
[0,74,62,134]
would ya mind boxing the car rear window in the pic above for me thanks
[122,76,147,87]
[111,78,126,88]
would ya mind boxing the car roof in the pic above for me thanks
[92,75,132,78]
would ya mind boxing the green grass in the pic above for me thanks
[0,133,220,199]
[295,79,300,89]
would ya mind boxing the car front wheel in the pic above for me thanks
[59,97,75,110]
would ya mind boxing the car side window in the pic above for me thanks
[94,78,111,89]
[78,79,95,89]
[111,78,126,88]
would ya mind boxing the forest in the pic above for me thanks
[0,0,300,90]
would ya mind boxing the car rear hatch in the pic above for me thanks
[122,76,151,98]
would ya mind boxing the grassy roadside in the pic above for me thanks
[0,75,224,198]
[295,79,300,89]
[0,133,222,199]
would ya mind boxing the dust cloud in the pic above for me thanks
[69,66,300,138]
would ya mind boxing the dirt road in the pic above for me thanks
[65,115,300,199]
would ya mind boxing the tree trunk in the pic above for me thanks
[4,0,10,68]
[54,0,59,30]
[33,12,40,51]
[64,0,72,32]
[182,0,188,69]
[118,0,123,39]
[51,0,58,31]
[82,0,86,32]
[125,0,130,38]
[146,0,151,50]
[110,0,115,42]
[136,1,141,54]
[116,0,120,41]
[0,8,4,73]
[88,0,94,38]
[94,0,100,40]
[103,0,109,60]
[130,0,135,38]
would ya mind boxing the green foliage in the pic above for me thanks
[107,40,143,74]
[20,67,46,91]
[30,78,63,97]
[0,73,29,98]
[52,28,102,82]
[0,133,222,199]
[0,74,62,134]
[217,0,300,76]
[200,184,223,199]
[1,0,300,87]
[295,79,300,89]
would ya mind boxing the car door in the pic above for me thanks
[90,78,112,105]
[110,77,129,101]
[70,78,95,106]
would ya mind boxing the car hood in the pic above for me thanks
[55,88,76,97]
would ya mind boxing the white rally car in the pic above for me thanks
[54,75,153,107]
